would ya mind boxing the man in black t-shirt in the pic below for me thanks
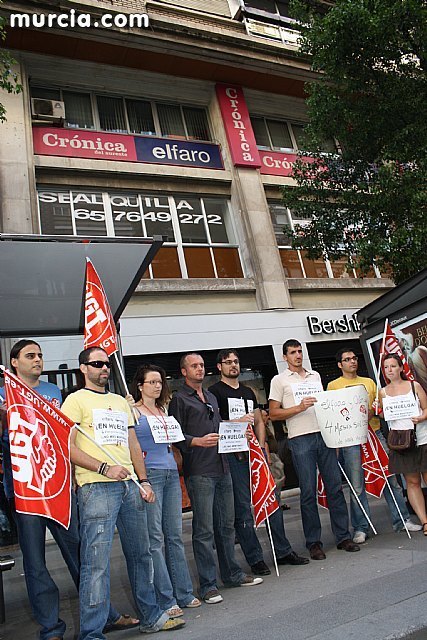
[209,349,309,575]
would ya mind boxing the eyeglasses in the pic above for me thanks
[84,360,111,369]
[205,403,214,419]
[221,359,239,365]
[142,380,163,386]
[341,356,358,363]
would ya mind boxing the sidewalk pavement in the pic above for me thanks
[1,489,427,640]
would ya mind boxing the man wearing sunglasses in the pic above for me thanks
[327,348,420,543]
[61,347,185,637]
[169,353,263,606]
[0,340,137,640]
[209,349,309,576]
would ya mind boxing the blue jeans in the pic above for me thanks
[77,481,168,640]
[228,454,292,565]
[288,433,351,548]
[15,493,80,640]
[375,430,410,530]
[185,473,245,598]
[340,445,371,534]
[146,468,196,608]
[13,492,120,640]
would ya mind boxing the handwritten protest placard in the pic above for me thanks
[382,394,419,422]
[314,385,369,448]
[218,422,249,453]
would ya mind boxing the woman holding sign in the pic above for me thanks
[379,354,427,535]
[129,365,201,616]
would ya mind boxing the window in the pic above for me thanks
[63,91,94,129]
[251,117,336,153]
[96,96,127,133]
[37,189,243,280]
[30,87,212,142]
[269,202,380,279]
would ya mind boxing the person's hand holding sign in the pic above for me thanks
[299,396,317,412]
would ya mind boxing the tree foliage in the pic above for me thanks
[0,5,22,122]
[282,0,427,283]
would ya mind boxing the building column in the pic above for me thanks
[232,167,291,310]
[0,61,35,234]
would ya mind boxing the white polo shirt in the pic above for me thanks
[269,368,323,439]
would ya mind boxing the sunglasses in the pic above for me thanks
[84,360,112,369]
[205,403,214,420]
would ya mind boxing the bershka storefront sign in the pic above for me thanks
[307,314,361,336]
[215,84,261,168]
[32,128,223,170]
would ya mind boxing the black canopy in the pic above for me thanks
[0,234,163,337]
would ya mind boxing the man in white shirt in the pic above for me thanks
[269,339,360,560]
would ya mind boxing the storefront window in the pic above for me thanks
[37,189,243,280]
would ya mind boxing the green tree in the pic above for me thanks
[0,6,22,122]
[282,0,427,283]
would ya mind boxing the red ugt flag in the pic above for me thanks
[361,426,392,498]
[3,369,74,528]
[317,473,328,509]
[84,258,118,356]
[248,427,279,527]
[381,321,414,382]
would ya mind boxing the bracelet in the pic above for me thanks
[98,462,107,475]
[139,478,151,485]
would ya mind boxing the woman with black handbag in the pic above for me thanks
[378,354,427,535]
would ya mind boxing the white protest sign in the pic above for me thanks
[218,422,249,453]
[92,409,129,446]
[314,385,369,448]
[228,397,254,420]
[382,394,419,423]
[291,381,324,404]
[147,416,185,444]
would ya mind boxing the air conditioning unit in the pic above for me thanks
[31,98,65,120]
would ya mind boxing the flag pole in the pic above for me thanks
[264,508,279,577]
[337,461,377,535]
[374,318,389,413]
[112,351,140,422]
[74,425,147,498]
[367,430,410,539]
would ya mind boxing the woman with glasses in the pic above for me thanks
[128,364,201,617]
[378,353,427,535]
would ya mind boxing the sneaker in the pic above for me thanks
[353,531,367,544]
[404,519,423,532]
[140,618,186,633]
[250,560,271,576]
[240,575,263,586]
[165,606,183,618]
[203,589,223,604]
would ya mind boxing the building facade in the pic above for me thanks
[0,0,393,394]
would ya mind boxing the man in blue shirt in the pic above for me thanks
[0,340,135,640]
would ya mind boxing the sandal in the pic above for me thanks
[423,523,427,536]
[104,614,140,633]
[185,597,202,608]
[166,605,183,618]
